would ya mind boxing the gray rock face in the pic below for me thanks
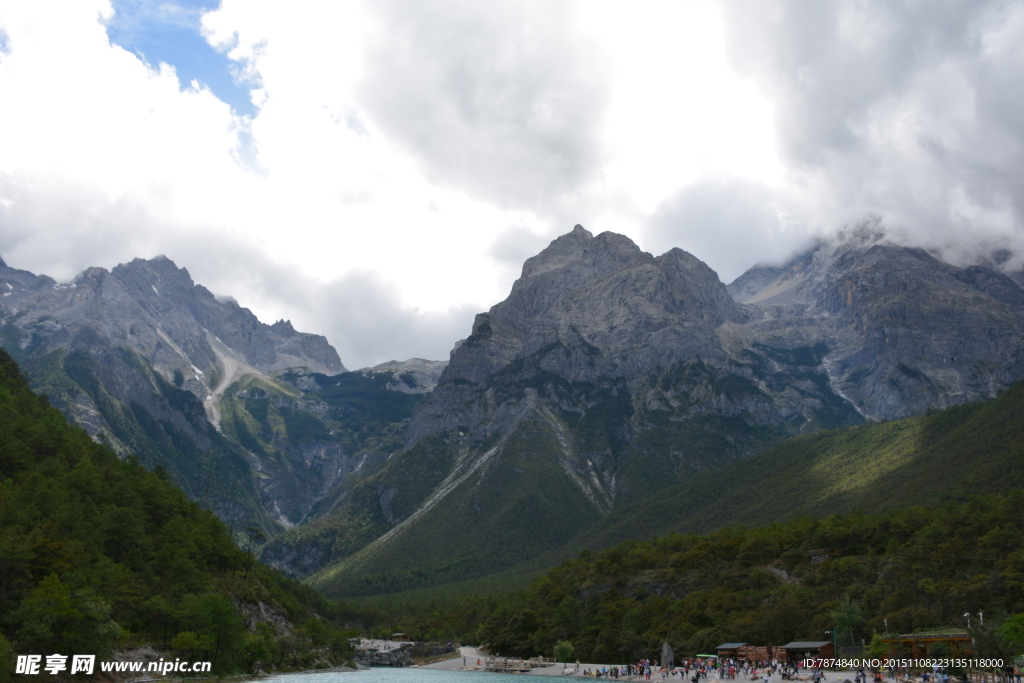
[726,263,786,303]
[404,227,875,504]
[1,255,344,382]
[424,226,1024,434]
[732,238,1024,419]
[108,256,345,376]
[0,255,348,533]
[438,226,746,388]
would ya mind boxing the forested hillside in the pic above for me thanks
[0,348,357,678]
[346,383,1024,659]
[360,494,1024,664]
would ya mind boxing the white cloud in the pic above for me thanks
[2,0,1023,369]
[356,0,609,211]
[644,176,812,284]
[718,0,1024,264]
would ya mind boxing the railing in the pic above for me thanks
[484,656,557,672]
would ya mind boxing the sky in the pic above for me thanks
[1,1,1023,369]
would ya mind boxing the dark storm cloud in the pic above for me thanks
[718,0,1024,267]
[355,0,608,210]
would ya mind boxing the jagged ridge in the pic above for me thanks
[301,225,1024,598]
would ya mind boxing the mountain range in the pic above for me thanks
[3,225,1023,598]
[0,254,428,534]
[267,225,1024,597]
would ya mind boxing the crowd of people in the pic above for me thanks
[569,656,821,681]
[564,657,1023,683]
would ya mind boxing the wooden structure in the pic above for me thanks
[391,633,411,642]
[717,643,748,659]
[716,643,782,662]
[484,656,556,673]
[738,645,781,661]
[883,632,973,658]
[780,641,835,662]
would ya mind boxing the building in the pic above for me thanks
[716,643,785,661]
[779,641,836,662]
[716,643,748,660]
[882,632,973,658]
[391,633,411,642]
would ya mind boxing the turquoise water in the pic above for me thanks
[264,668,513,683]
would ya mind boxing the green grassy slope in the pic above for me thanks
[311,413,606,599]
[343,380,1024,605]
[575,380,1024,552]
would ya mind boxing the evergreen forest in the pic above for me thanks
[0,348,360,679]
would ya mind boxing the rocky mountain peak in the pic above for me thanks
[439,226,743,387]
[271,319,297,336]
[516,225,646,292]
[655,247,748,325]
[1,254,346,385]
[111,255,199,303]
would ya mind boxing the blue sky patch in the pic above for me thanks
[105,0,256,117]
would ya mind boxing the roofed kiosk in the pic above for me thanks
[780,642,835,660]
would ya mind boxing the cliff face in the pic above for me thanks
[734,239,1024,420]
[0,255,386,534]
[301,226,1024,597]
[434,226,745,387]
